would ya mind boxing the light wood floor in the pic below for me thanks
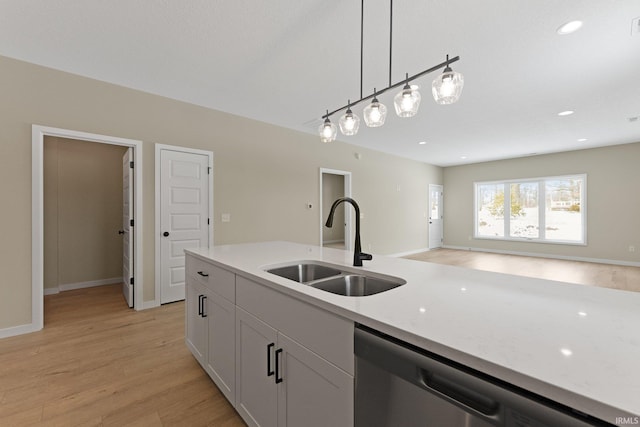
[0,285,246,427]
[404,248,640,293]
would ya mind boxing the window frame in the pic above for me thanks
[473,174,587,245]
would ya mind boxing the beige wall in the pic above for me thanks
[0,55,442,330]
[443,143,640,263]
[44,137,126,291]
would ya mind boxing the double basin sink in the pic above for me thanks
[265,262,405,297]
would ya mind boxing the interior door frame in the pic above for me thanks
[155,144,213,306]
[428,184,444,249]
[319,168,352,251]
[32,125,144,332]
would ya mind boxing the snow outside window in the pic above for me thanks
[475,175,586,244]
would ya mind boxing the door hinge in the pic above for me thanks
[129,161,134,169]
[207,167,211,175]
[130,277,134,286]
[207,218,210,225]
[130,219,134,227]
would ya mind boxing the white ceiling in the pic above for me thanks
[1,0,639,166]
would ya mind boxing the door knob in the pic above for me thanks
[163,231,170,237]
[118,230,125,235]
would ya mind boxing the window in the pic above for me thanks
[475,175,585,244]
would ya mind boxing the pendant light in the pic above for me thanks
[317,0,463,142]
[318,110,337,142]
[432,55,464,105]
[363,89,387,127]
[394,74,421,117]
[339,101,360,135]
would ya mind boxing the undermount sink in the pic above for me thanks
[265,261,406,297]
[266,263,342,283]
[309,274,404,296]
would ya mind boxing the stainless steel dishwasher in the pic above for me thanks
[355,325,612,427]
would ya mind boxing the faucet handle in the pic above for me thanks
[358,252,373,261]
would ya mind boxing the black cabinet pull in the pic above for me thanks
[275,348,283,384]
[201,296,207,317]
[197,271,209,277]
[267,343,275,377]
[197,295,203,316]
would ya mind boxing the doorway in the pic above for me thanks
[155,144,213,304]
[428,184,444,249]
[32,125,144,333]
[319,168,352,251]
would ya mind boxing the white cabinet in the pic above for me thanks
[235,277,354,427]
[185,280,207,363]
[185,255,236,405]
[277,332,353,427]
[185,253,354,427]
[236,308,278,427]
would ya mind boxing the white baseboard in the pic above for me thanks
[44,277,122,296]
[0,322,41,340]
[388,247,431,258]
[141,299,160,310]
[323,239,345,245]
[443,245,640,267]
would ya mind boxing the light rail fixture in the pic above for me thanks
[318,0,464,141]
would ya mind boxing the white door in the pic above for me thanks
[428,184,443,249]
[160,149,209,304]
[122,148,134,307]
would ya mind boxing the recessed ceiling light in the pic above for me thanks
[418,141,427,145]
[557,20,583,35]
[558,110,574,116]
[577,138,587,142]
[460,156,467,160]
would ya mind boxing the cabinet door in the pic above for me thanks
[205,291,236,405]
[278,333,354,427]
[236,308,278,427]
[185,280,207,366]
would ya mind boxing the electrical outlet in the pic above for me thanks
[629,245,636,253]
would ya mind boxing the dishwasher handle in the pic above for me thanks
[419,368,499,417]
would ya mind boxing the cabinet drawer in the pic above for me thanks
[236,275,354,375]
[186,255,235,302]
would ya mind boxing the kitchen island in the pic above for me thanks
[185,241,639,426]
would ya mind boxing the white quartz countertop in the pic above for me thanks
[186,241,640,423]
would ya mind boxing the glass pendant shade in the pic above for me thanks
[363,95,387,127]
[339,105,360,135]
[432,67,464,105]
[318,117,337,143]
[394,83,421,117]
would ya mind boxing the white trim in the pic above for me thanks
[43,277,122,296]
[31,125,144,337]
[443,245,640,268]
[155,144,214,307]
[60,277,122,292]
[388,248,431,258]
[0,323,41,340]
[319,168,352,251]
[142,300,161,310]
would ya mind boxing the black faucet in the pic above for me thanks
[325,197,373,267]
